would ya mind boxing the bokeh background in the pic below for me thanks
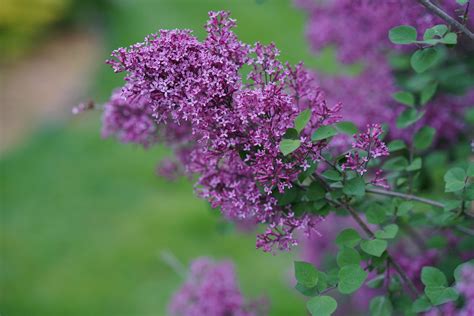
[0,0,353,315]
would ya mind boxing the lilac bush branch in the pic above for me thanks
[418,0,474,40]
[366,187,445,208]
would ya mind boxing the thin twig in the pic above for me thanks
[418,0,474,40]
[327,198,422,297]
[366,187,445,208]
[456,225,474,236]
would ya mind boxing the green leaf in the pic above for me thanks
[410,48,440,73]
[393,91,415,106]
[280,139,301,156]
[370,296,393,316]
[307,296,338,316]
[406,157,422,171]
[389,25,417,44]
[366,204,387,225]
[423,24,448,40]
[366,275,385,289]
[335,121,358,135]
[305,182,326,201]
[294,109,312,133]
[383,156,409,171]
[312,125,338,141]
[294,261,319,288]
[425,286,459,305]
[343,177,366,197]
[283,128,299,139]
[412,297,432,313]
[397,201,414,216]
[360,239,388,257]
[336,229,361,248]
[295,282,319,297]
[374,224,399,239]
[337,246,361,267]
[457,0,468,4]
[421,267,447,287]
[387,139,406,152]
[338,264,368,294]
[414,126,436,150]
[322,169,342,181]
[396,108,425,128]
[274,186,299,206]
[441,32,457,44]
[444,167,467,192]
[420,82,438,105]
[467,163,474,177]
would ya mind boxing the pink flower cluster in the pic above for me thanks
[169,258,267,316]
[103,11,342,252]
[296,0,473,141]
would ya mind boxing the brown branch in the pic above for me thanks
[328,198,422,297]
[417,0,474,40]
[366,187,445,208]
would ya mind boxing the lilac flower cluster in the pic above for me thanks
[102,88,157,146]
[103,11,342,252]
[169,257,267,316]
[296,0,473,141]
[342,124,389,175]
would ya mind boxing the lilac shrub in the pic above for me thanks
[104,11,343,253]
[99,8,474,316]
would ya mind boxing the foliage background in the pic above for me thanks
[0,0,349,315]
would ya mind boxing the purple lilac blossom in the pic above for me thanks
[341,124,389,187]
[169,257,267,316]
[102,88,157,146]
[296,0,474,141]
[103,11,343,252]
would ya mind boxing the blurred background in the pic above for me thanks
[0,0,349,315]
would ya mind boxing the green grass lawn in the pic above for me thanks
[1,1,341,315]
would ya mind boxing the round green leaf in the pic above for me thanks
[393,91,415,106]
[307,295,338,316]
[374,224,399,239]
[280,139,301,156]
[423,24,448,40]
[312,125,338,141]
[360,239,388,257]
[441,32,457,44]
[338,264,368,294]
[370,296,393,316]
[444,167,467,192]
[425,286,459,305]
[387,139,406,152]
[343,177,366,197]
[294,261,319,288]
[337,246,361,267]
[335,121,358,135]
[396,108,425,129]
[421,266,447,287]
[414,126,436,150]
[389,25,417,44]
[335,229,361,247]
[410,48,440,73]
